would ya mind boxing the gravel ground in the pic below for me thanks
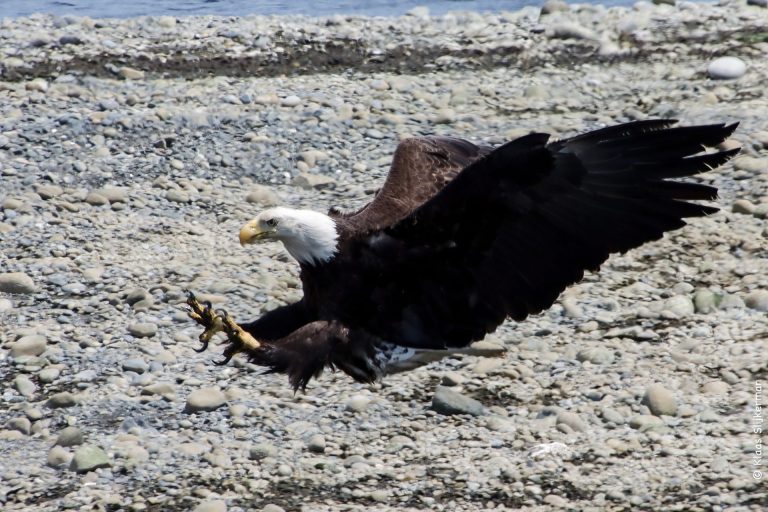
[1,2,767,511]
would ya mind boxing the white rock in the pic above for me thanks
[185,388,227,413]
[745,290,768,312]
[280,95,302,107]
[642,384,678,416]
[0,272,37,294]
[707,57,746,80]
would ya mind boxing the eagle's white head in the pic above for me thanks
[239,207,338,265]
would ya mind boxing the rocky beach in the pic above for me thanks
[1,1,767,510]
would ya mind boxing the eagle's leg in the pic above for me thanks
[214,309,262,366]
[185,291,224,353]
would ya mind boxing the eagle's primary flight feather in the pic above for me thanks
[191,119,739,390]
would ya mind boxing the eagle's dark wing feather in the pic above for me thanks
[331,136,492,236]
[351,120,738,349]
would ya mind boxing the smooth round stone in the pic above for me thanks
[576,347,615,364]
[47,446,72,468]
[306,434,326,453]
[70,445,111,473]
[119,66,145,80]
[38,367,61,383]
[642,384,678,416]
[280,95,301,107]
[249,442,277,460]
[95,186,127,202]
[122,358,149,374]
[0,272,37,294]
[693,290,719,313]
[368,79,390,91]
[745,290,768,312]
[440,371,466,386]
[556,411,587,432]
[245,185,280,206]
[707,57,746,80]
[6,417,31,435]
[25,78,49,92]
[540,0,569,14]
[701,381,729,395]
[0,298,12,312]
[166,190,190,203]
[663,296,694,318]
[128,322,158,338]
[431,386,485,416]
[125,288,151,305]
[47,392,78,409]
[185,388,227,413]
[85,192,109,206]
[36,184,63,199]
[344,395,371,413]
[192,501,227,512]
[56,426,85,447]
[11,334,47,357]
[629,414,666,431]
[14,375,36,397]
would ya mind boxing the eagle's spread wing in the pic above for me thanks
[350,120,738,349]
[331,136,491,235]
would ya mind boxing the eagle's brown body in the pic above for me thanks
[191,120,739,390]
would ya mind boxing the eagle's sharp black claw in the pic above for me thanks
[214,354,233,366]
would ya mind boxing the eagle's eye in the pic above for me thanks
[265,218,278,228]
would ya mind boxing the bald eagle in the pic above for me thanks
[186,119,738,390]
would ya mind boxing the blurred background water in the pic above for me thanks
[0,0,640,19]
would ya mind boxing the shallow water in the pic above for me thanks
[1,0,638,19]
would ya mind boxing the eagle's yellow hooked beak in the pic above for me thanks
[239,220,269,246]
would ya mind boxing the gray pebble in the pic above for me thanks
[85,192,109,206]
[94,186,128,202]
[70,445,111,473]
[122,358,149,374]
[47,391,79,409]
[128,322,158,338]
[56,426,85,447]
[431,386,485,416]
[166,189,190,203]
[36,184,63,199]
[291,172,336,190]
[249,442,277,460]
